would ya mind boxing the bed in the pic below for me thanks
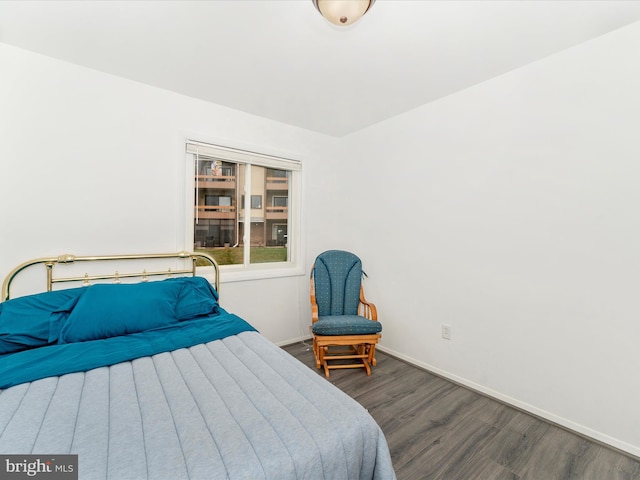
[0,252,396,480]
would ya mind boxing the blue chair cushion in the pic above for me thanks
[313,250,362,316]
[312,315,382,336]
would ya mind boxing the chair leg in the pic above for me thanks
[367,344,377,367]
[362,355,372,375]
[312,336,321,369]
[319,346,329,374]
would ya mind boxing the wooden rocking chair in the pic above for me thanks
[310,250,382,378]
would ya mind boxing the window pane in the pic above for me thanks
[250,167,289,264]
[194,156,243,265]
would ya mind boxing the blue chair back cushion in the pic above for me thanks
[313,250,363,316]
[312,315,382,336]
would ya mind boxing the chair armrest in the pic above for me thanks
[310,272,319,323]
[359,286,378,321]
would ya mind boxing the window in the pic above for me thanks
[241,195,263,209]
[186,141,301,277]
[205,195,232,206]
[272,196,288,207]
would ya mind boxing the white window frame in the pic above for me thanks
[185,140,303,283]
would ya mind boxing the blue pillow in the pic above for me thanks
[169,276,219,320]
[57,281,183,344]
[0,288,84,354]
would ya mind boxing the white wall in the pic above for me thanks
[3,20,640,458]
[314,22,640,456]
[0,42,332,343]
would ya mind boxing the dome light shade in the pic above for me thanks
[312,0,375,26]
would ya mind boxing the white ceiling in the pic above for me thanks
[1,1,639,137]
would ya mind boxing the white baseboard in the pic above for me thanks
[275,335,312,347]
[376,345,640,460]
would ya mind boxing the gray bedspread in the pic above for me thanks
[0,331,396,480]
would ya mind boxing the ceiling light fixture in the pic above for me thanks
[312,0,375,26]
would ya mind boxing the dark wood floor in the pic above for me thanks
[282,342,640,480]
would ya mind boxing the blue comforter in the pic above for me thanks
[0,309,255,388]
[0,280,397,479]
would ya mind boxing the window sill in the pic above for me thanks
[215,263,306,283]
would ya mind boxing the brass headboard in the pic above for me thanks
[2,252,219,301]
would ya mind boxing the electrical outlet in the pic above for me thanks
[441,324,451,340]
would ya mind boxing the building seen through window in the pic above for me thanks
[192,151,294,266]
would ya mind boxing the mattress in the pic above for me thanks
[0,331,396,480]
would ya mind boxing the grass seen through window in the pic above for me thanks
[195,247,287,266]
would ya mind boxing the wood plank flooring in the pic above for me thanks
[282,342,640,480]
